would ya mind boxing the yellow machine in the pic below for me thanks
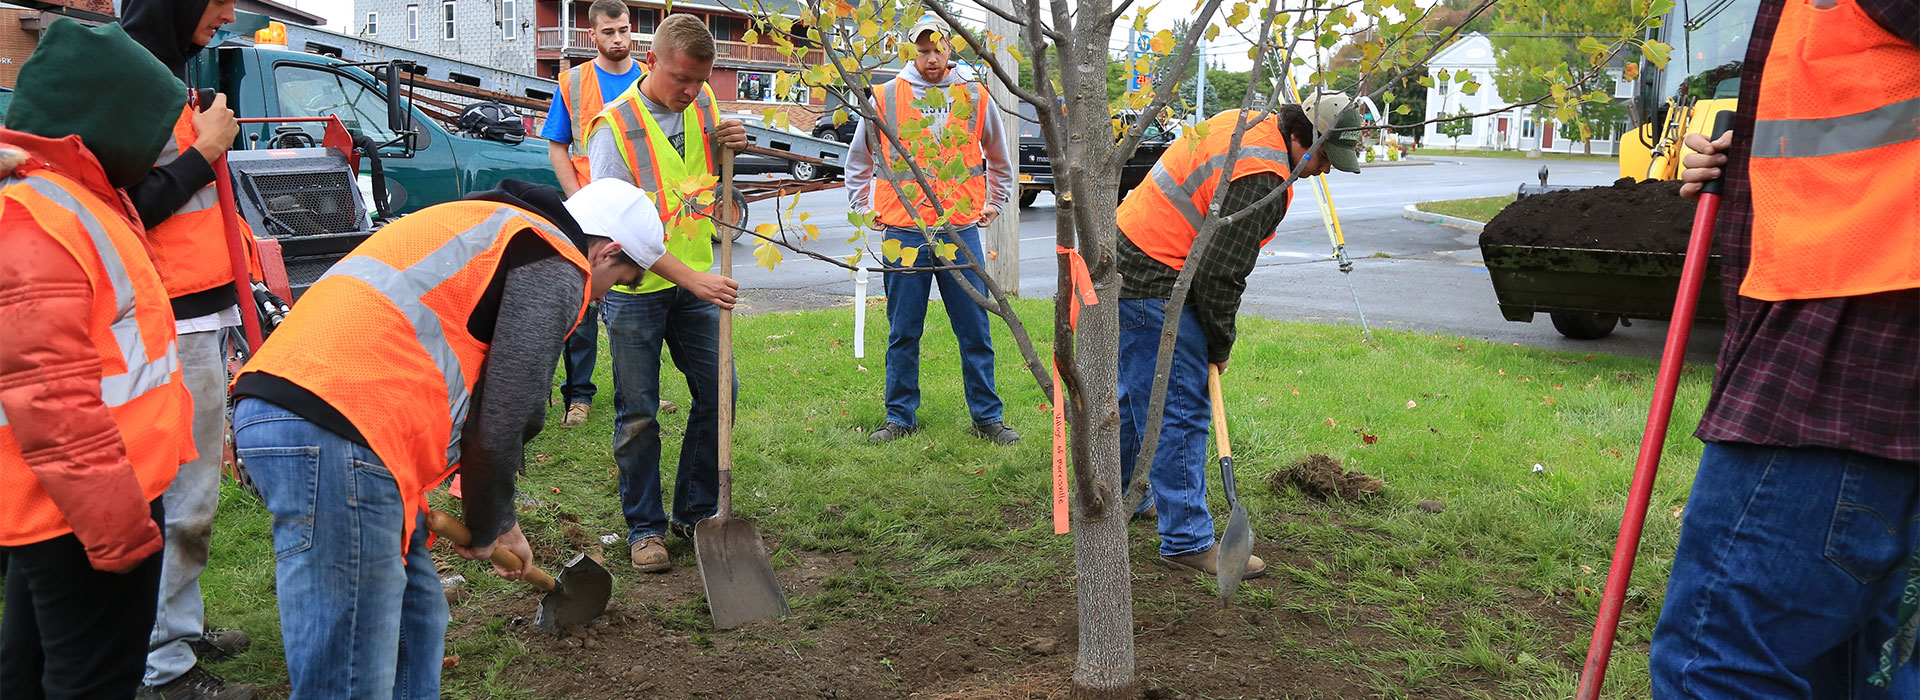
[1616,0,1758,181]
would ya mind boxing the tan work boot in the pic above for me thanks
[630,536,670,573]
[1159,546,1268,579]
[561,402,591,428]
[659,399,679,414]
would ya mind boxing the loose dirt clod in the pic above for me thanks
[1418,499,1446,514]
[1480,178,1692,252]
[1272,454,1382,502]
[1020,637,1058,656]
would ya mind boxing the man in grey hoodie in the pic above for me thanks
[845,15,1018,446]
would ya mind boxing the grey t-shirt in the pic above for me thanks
[587,81,692,185]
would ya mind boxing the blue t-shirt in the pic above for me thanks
[541,61,643,144]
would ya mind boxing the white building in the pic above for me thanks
[1421,32,1631,155]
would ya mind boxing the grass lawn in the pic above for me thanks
[1418,195,1516,223]
[1414,147,1620,163]
[183,298,1710,699]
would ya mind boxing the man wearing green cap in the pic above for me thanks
[1112,95,1361,577]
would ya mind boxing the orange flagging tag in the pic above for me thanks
[1057,245,1098,329]
[1050,363,1070,534]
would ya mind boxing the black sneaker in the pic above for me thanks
[669,521,697,539]
[867,422,919,444]
[142,665,258,700]
[186,629,251,663]
[970,421,1021,445]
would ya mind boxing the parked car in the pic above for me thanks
[1016,102,1175,208]
[813,111,860,143]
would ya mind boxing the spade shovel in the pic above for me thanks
[424,511,612,634]
[1208,365,1254,604]
[694,148,790,630]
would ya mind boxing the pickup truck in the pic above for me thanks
[1015,101,1175,208]
[184,43,557,215]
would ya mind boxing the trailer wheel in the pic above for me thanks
[1550,312,1619,340]
[1018,190,1038,209]
[791,160,821,181]
[714,190,749,243]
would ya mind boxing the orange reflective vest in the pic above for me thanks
[0,171,193,546]
[870,78,990,228]
[587,80,720,294]
[235,201,590,550]
[149,104,254,300]
[1742,0,1920,301]
[1117,110,1295,270]
[558,62,612,186]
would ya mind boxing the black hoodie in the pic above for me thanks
[120,0,232,317]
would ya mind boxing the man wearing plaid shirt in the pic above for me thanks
[1650,0,1920,694]
[1114,96,1361,577]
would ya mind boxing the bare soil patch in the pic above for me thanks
[1271,454,1383,503]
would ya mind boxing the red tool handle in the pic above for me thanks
[211,154,264,353]
[1576,111,1734,699]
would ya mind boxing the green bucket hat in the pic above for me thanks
[1303,93,1364,174]
[6,18,186,188]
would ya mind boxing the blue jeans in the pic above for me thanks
[1651,442,1920,698]
[881,225,1003,428]
[1116,298,1215,557]
[233,398,445,700]
[560,302,600,405]
[601,287,732,544]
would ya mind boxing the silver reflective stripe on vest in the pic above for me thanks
[1752,95,1920,159]
[156,134,182,167]
[153,130,220,214]
[312,207,542,467]
[0,176,180,428]
[1153,146,1294,230]
[613,100,658,189]
[568,68,591,158]
[873,163,987,182]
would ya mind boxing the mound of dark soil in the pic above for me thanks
[1271,454,1382,502]
[1480,178,1694,253]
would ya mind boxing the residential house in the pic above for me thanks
[352,0,828,125]
[1421,32,1632,155]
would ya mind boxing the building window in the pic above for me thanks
[1436,75,1448,95]
[711,16,734,41]
[407,5,418,40]
[502,0,518,40]
[442,1,456,40]
[366,11,377,35]
[631,7,657,33]
[738,71,771,101]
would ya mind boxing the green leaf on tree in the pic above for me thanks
[1643,40,1673,69]
[1460,80,1480,95]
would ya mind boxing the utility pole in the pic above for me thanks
[983,11,1020,294]
[1194,40,1207,119]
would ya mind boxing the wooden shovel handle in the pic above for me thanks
[425,510,555,590]
[1208,364,1230,459]
[716,148,736,517]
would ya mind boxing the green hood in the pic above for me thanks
[5,19,186,188]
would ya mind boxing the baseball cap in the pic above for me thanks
[905,15,948,43]
[564,179,666,268]
[1302,93,1364,174]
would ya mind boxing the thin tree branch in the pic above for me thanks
[1113,0,1225,160]
[920,0,1053,109]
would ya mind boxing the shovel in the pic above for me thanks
[1208,364,1254,605]
[694,148,790,630]
[424,510,612,634]
[1575,112,1734,699]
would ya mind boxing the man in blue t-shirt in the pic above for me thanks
[542,0,666,427]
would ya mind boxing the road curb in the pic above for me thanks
[1360,158,1436,168]
[1402,204,1486,232]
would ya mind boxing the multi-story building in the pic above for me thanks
[352,0,828,125]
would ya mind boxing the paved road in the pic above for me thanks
[726,155,1722,362]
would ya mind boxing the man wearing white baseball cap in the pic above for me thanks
[227,179,734,697]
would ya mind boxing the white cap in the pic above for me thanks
[564,179,665,268]
[905,15,948,43]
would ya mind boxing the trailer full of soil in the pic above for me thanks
[1478,177,1726,340]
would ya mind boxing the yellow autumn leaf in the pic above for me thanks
[935,241,959,261]
[881,238,904,263]
[754,222,777,240]
[1150,30,1174,55]
[803,224,821,240]
[897,246,920,267]
[754,242,783,270]
[898,40,916,65]
[859,19,879,39]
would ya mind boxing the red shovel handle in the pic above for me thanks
[1576,111,1735,699]
[211,153,264,353]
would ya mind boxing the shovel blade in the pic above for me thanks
[1215,456,1254,604]
[694,516,788,629]
[534,553,613,634]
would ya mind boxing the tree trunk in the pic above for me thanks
[1068,291,1133,699]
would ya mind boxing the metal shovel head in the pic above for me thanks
[1215,457,1255,604]
[695,515,789,629]
[534,553,612,634]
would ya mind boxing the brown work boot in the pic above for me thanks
[1159,547,1268,579]
[659,399,678,414]
[561,402,591,428]
[630,536,670,573]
